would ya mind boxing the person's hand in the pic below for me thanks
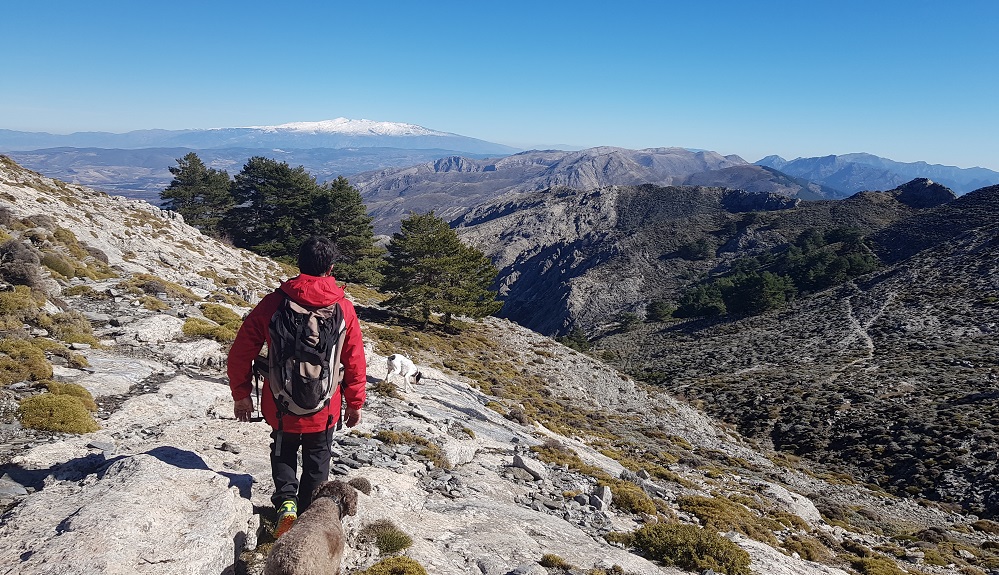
[344,406,362,428]
[233,397,254,422]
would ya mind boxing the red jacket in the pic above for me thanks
[227,274,367,433]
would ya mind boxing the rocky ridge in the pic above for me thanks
[351,147,834,234]
[1,159,996,575]
[454,181,940,336]
[755,154,999,196]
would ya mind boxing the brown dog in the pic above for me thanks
[263,479,362,575]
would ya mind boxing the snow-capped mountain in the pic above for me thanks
[244,118,453,137]
[0,119,519,155]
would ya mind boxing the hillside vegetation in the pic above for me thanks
[598,191,999,517]
[456,179,951,335]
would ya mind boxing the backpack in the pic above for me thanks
[267,292,347,418]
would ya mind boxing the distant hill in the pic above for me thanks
[756,152,999,195]
[2,146,501,205]
[683,164,848,200]
[353,147,836,233]
[0,119,521,204]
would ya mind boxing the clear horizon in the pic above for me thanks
[2,1,997,171]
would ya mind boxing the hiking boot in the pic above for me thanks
[273,500,297,538]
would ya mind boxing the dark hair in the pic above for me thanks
[297,236,338,276]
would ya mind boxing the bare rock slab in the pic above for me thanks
[0,453,255,575]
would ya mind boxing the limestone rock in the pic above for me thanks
[0,454,255,575]
[513,453,549,482]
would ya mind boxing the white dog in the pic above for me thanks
[385,354,423,393]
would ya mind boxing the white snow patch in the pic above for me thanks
[242,117,453,137]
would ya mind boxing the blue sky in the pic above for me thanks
[3,0,997,169]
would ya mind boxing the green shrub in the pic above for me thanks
[677,495,778,545]
[782,533,833,562]
[632,522,751,575]
[355,556,427,575]
[602,479,657,515]
[556,327,590,351]
[604,531,635,547]
[646,299,676,322]
[360,519,414,555]
[41,252,76,278]
[539,554,575,570]
[0,337,53,385]
[182,317,237,343]
[850,556,906,575]
[17,393,100,433]
[48,310,100,346]
[44,381,97,411]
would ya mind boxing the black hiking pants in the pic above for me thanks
[269,427,335,512]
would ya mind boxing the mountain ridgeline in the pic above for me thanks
[756,152,999,196]
[351,146,851,234]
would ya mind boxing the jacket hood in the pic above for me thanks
[279,274,346,308]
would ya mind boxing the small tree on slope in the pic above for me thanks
[160,152,233,237]
[382,212,502,327]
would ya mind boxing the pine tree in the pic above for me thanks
[311,177,384,285]
[221,159,384,279]
[382,212,502,327]
[223,157,321,260]
[160,152,232,236]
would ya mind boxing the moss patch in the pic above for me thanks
[18,393,100,433]
[182,317,237,344]
[354,556,427,575]
[359,519,414,555]
[0,337,53,385]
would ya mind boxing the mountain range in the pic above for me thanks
[597,181,999,518]
[352,147,848,234]
[756,153,999,195]
[0,118,520,155]
[2,119,997,223]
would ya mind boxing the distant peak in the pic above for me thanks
[889,178,956,208]
[241,118,452,137]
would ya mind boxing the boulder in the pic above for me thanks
[0,454,255,575]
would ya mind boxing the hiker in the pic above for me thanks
[227,235,367,538]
